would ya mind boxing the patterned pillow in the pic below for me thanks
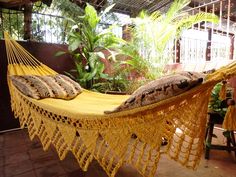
[10,74,82,100]
[104,71,205,114]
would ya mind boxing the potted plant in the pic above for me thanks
[124,0,219,79]
[57,3,126,90]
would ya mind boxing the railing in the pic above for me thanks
[0,9,72,44]
[179,0,236,63]
[0,9,123,44]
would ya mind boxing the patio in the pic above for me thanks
[0,128,235,177]
[0,0,236,177]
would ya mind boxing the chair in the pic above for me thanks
[205,99,236,159]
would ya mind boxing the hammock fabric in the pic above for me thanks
[4,32,236,177]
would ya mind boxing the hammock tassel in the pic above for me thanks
[222,100,236,131]
[219,81,227,100]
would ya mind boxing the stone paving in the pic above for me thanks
[0,129,235,177]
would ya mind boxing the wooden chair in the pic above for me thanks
[205,99,236,159]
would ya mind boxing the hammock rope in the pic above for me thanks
[3,31,236,177]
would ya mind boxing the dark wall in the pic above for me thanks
[0,40,74,131]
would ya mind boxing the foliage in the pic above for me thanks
[208,83,232,117]
[0,0,83,42]
[0,9,24,39]
[128,0,219,78]
[119,43,155,80]
[63,3,126,90]
[208,83,226,117]
[92,62,129,92]
[208,83,234,138]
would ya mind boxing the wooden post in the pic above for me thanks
[206,29,212,61]
[229,35,235,60]
[23,3,33,40]
[176,39,180,63]
[173,39,180,63]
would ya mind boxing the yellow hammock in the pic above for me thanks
[4,32,236,177]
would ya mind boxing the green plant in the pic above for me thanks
[119,43,155,80]
[208,83,233,117]
[92,62,129,93]
[58,3,126,89]
[127,0,219,78]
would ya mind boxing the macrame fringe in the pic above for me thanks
[223,105,236,131]
[219,81,227,100]
[7,81,213,177]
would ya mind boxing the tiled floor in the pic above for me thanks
[0,129,235,177]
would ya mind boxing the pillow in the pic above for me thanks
[104,71,205,114]
[10,74,82,100]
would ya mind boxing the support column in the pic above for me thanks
[206,29,212,61]
[229,35,235,60]
[173,39,181,63]
[23,3,33,40]
[175,39,181,63]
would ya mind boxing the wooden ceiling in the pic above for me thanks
[69,0,236,22]
[0,0,235,23]
[0,0,52,9]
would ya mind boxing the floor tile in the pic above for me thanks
[0,166,5,177]
[28,139,42,149]
[3,144,28,156]
[29,147,53,161]
[0,156,4,167]
[5,152,29,165]
[13,170,37,177]
[32,155,58,169]
[116,164,142,177]
[4,131,24,143]
[0,135,4,147]
[59,153,80,173]
[1,129,235,177]
[4,160,33,177]
[4,139,26,149]
[0,148,4,158]
[67,169,86,177]
[35,163,65,177]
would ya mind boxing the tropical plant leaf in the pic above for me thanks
[64,71,76,80]
[68,37,82,51]
[54,51,67,57]
[95,51,105,59]
[85,3,100,29]
[97,62,105,73]
[88,52,98,69]
[100,4,116,19]
[176,13,219,36]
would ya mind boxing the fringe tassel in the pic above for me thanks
[219,81,227,100]
[223,105,236,131]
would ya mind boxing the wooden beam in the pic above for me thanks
[206,29,212,61]
[0,0,51,9]
[23,3,33,40]
[229,35,235,60]
[174,39,180,63]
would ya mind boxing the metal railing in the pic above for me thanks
[0,8,124,44]
[179,0,235,63]
[0,9,72,44]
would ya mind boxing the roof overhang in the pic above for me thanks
[0,0,52,9]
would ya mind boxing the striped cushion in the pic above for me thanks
[105,71,205,113]
[10,74,82,100]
